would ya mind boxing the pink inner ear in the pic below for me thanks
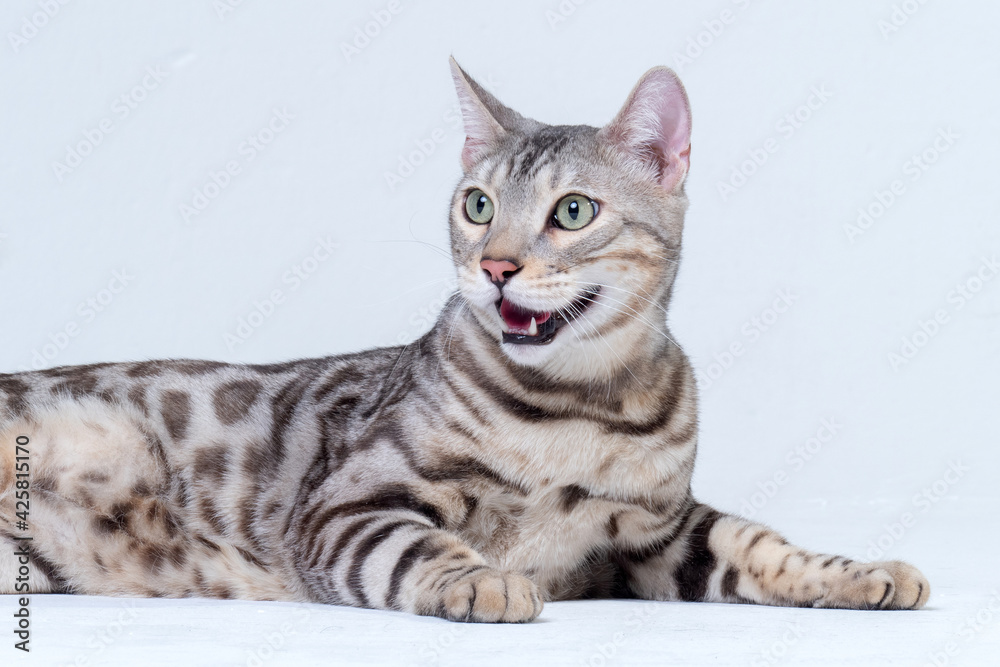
[609,68,692,192]
[461,136,488,171]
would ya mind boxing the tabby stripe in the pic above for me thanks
[436,365,493,427]
[345,521,411,606]
[269,364,325,469]
[29,544,73,593]
[674,507,723,601]
[720,565,740,599]
[448,335,689,436]
[303,486,445,546]
[385,535,447,610]
[318,518,370,571]
[618,501,696,564]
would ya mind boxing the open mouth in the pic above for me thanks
[497,287,601,346]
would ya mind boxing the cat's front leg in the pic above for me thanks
[290,509,542,622]
[620,502,930,610]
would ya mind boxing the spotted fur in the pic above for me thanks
[0,61,928,621]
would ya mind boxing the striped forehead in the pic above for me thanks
[477,125,596,197]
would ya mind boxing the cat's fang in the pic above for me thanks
[528,318,538,336]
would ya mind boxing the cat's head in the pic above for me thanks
[448,58,691,377]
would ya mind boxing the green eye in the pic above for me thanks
[553,194,598,230]
[464,189,494,224]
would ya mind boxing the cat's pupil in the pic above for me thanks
[569,201,579,220]
[476,197,486,214]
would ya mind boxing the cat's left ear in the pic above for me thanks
[600,67,692,193]
[449,56,521,171]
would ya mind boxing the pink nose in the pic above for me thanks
[480,259,520,284]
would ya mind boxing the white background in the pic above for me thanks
[2,1,998,665]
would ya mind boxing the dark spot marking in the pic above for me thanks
[193,445,229,483]
[161,390,191,442]
[0,375,32,417]
[721,566,740,599]
[211,585,234,599]
[606,513,621,540]
[94,503,131,534]
[213,380,262,425]
[50,371,99,399]
[141,544,169,574]
[81,471,110,484]
[128,385,149,416]
[560,485,590,513]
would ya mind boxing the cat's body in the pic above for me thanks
[0,60,928,621]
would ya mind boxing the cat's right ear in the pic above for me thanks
[600,67,692,193]
[449,57,517,171]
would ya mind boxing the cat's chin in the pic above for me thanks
[499,338,565,366]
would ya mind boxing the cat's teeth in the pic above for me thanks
[528,317,538,336]
[500,318,510,333]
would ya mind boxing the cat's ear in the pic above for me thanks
[449,56,520,171]
[600,67,692,193]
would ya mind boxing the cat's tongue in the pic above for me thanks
[499,298,551,335]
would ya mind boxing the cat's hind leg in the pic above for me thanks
[621,502,930,610]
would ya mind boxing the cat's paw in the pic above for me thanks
[869,560,930,609]
[438,568,543,623]
[815,560,929,610]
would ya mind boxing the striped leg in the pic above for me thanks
[293,510,542,622]
[623,503,930,610]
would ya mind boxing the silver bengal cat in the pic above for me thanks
[0,59,928,622]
